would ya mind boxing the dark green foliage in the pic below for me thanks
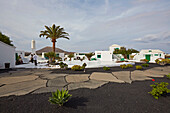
[113,47,139,58]
[142,63,149,67]
[49,89,72,106]
[136,65,142,70]
[0,32,13,46]
[59,62,68,69]
[85,53,94,61]
[82,63,87,69]
[68,54,74,61]
[44,52,56,63]
[166,74,170,79]
[148,82,170,99]
[103,66,110,71]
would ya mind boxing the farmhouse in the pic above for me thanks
[133,49,165,63]
[0,41,16,69]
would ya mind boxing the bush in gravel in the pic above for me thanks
[148,82,170,99]
[136,65,142,70]
[103,66,110,71]
[82,63,87,69]
[59,62,68,69]
[141,63,149,67]
[120,64,127,69]
[71,65,83,71]
[166,74,170,79]
[126,64,133,68]
[49,89,72,106]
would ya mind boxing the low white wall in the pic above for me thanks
[0,41,16,69]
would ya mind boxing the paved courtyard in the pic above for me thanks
[0,66,170,97]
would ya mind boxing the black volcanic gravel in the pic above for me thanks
[0,77,170,113]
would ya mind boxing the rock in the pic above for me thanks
[68,80,108,90]
[90,72,124,83]
[0,75,38,84]
[0,79,47,97]
[32,86,66,94]
[40,73,67,80]
[47,76,67,87]
[66,74,90,83]
[112,71,132,83]
[131,70,152,81]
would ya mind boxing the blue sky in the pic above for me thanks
[0,0,170,53]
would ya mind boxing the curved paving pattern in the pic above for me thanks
[0,66,169,97]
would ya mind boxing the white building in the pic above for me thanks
[133,49,165,63]
[95,51,113,61]
[109,44,121,53]
[0,41,16,69]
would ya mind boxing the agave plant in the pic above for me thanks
[49,89,72,106]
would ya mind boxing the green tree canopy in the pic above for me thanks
[0,32,13,46]
[39,24,69,53]
[113,47,139,55]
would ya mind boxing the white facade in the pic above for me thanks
[0,41,16,69]
[133,49,165,63]
[109,44,121,53]
[95,51,113,61]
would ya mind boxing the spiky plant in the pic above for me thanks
[49,89,72,106]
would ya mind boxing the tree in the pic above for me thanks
[113,47,139,58]
[68,54,74,61]
[0,32,13,46]
[39,24,69,53]
[44,52,56,63]
[85,53,94,61]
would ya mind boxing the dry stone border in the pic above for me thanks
[112,71,132,83]
[65,74,90,83]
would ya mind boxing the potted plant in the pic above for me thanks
[5,63,10,68]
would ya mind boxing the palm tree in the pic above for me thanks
[39,24,69,52]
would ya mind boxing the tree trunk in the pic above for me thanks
[52,41,56,53]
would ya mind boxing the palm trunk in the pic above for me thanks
[52,39,56,61]
[53,41,55,53]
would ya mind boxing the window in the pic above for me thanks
[97,55,101,58]
[154,54,158,56]
[149,50,152,52]
[160,54,161,56]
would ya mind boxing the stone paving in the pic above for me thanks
[0,66,170,97]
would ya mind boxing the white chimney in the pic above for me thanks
[31,40,36,53]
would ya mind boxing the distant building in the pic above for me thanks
[95,51,113,61]
[109,44,121,53]
[0,41,16,69]
[133,49,165,63]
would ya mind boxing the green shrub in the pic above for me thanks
[140,59,149,63]
[148,82,170,99]
[136,65,142,70]
[166,73,170,79]
[82,63,87,69]
[120,64,127,69]
[49,89,72,106]
[59,62,68,69]
[142,63,149,67]
[126,64,133,68]
[103,66,110,71]
[155,59,159,64]
[71,65,83,71]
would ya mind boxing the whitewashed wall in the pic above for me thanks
[95,51,112,61]
[0,41,16,69]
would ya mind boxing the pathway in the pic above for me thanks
[0,66,170,97]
